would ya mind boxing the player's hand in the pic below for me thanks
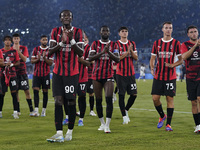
[151,68,155,76]
[66,29,74,41]
[128,43,133,53]
[165,62,174,68]
[103,43,110,53]
[5,61,11,67]
[195,38,200,47]
[62,27,68,43]
[42,51,46,58]
[37,52,41,60]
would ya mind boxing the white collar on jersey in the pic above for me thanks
[61,26,74,31]
[161,38,173,43]
[99,40,110,44]
[119,40,128,44]
[40,46,49,50]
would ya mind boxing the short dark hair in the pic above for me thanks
[100,25,109,30]
[12,33,20,37]
[3,35,12,42]
[187,25,198,33]
[59,10,73,18]
[118,26,128,32]
[162,21,172,27]
[40,35,48,39]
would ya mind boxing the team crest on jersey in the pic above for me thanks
[5,57,10,63]
[193,51,199,58]
[170,45,173,49]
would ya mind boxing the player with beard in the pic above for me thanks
[150,22,182,131]
[31,35,53,117]
[47,10,84,142]
[0,36,20,119]
[89,26,120,133]
[181,25,200,133]
[12,33,34,116]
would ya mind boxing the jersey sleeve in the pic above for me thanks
[181,42,188,54]
[151,41,157,56]
[75,29,84,44]
[23,46,29,57]
[176,41,181,56]
[50,28,57,43]
[0,50,3,59]
[31,47,37,59]
[131,41,137,53]
[84,45,90,60]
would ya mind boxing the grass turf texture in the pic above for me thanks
[0,79,199,150]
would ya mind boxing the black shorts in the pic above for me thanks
[116,75,137,95]
[86,79,94,94]
[186,79,200,101]
[32,74,50,89]
[1,76,18,93]
[78,82,87,96]
[151,79,176,97]
[113,70,117,81]
[52,73,79,100]
[17,74,29,90]
[94,77,114,86]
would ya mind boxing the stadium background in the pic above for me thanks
[0,0,198,78]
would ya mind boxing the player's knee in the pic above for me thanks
[54,96,63,105]
[68,99,76,105]
[197,97,200,102]
[191,100,198,107]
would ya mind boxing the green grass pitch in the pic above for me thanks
[0,79,199,150]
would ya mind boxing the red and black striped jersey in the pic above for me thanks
[85,44,93,79]
[31,46,53,77]
[78,44,89,83]
[0,48,20,78]
[90,40,117,80]
[116,40,137,76]
[181,41,200,81]
[12,45,29,75]
[50,26,84,76]
[151,38,181,81]
[0,49,3,59]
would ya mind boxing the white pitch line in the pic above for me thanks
[44,99,191,114]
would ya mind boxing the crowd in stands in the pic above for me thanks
[0,0,199,73]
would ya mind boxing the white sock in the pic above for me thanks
[99,117,105,125]
[35,107,39,112]
[105,118,111,127]
[57,130,63,135]
[42,108,46,112]
[66,115,68,119]
[79,118,83,121]
[67,129,73,134]
[14,110,18,114]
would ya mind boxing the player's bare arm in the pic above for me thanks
[88,46,106,62]
[7,60,20,67]
[66,29,83,57]
[165,55,183,68]
[43,51,53,66]
[120,44,131,60]
[13,46,27,62]
[182,38,200,60]
[0,58,4,67]
[130,44,138,61]
[150,55,156,76]
[107,44,120,63]
[78,57,91,67]
[31,52,41,64]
